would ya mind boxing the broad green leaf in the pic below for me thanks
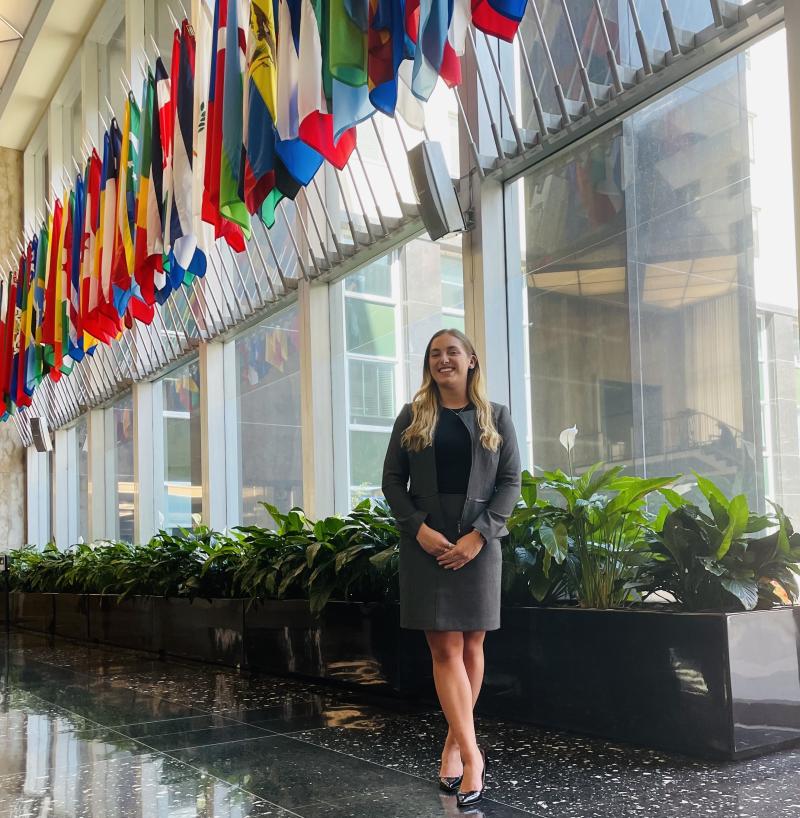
[720,577,759,610]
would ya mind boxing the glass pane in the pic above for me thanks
[111,394,134,543]
[339,233,465,507]
[509,27,799,519]
[158,360,202,532]
[350,429,391,503]
[345,257,392,297]
[235,305,303,527]
[345,300,396,357]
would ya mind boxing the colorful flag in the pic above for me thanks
[408,0,453,101]
[244,0,279,212]
[202,0,246,251]
[471,0,527,42]
[367,0,406,116]
[81,149,103,351]
[297,0,357,169]
[111,94,138,316]
[275,0,324,185]
[219,0,251,235]
[170,19,207,285]
[131,71,158,323]
[69,173,86,360]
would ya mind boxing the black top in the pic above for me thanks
[434,403,473,494]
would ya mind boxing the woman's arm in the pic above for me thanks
[381,404,429,537]
[470,404,522,542]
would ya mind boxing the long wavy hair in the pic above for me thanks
[401,329,502,452]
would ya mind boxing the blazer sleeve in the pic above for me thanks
[381,403,429,538]
[470,404,522,542]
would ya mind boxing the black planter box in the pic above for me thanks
[478,606,800,760]
[244,600,433,696]
[88,595,157,653]
[155,597,245,666]
[7,590,800,759]
[53,593,90,641]
[10,592,55,633]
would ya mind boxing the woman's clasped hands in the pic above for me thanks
[416,522,485,570]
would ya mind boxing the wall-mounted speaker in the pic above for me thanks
[407,140,466,241]
[29,416,53,453]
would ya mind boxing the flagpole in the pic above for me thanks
[277,201,310,282]
[369,117,408,217]
[248,221,279,301]
[255,217,291,294]
[311,177,344,260]
[343,165,376,243]
[212,245,249,320]
[221,244,256,314]
[205,250,240,325]
[298,189,333,272]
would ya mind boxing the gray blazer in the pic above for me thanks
[381,401,522,543]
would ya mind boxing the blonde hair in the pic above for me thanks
[401,328,502,453]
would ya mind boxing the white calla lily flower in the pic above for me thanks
[559,425,578,453]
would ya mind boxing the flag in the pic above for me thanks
[81,150,103,351]
[69,173,86,360]
[170,18,207,285]
[408,0,453,101]
[193,0,215,251]
[28,219,49,388]
[153,57,170,302]
[202,0,246,251]
[471,0,526,42]
[46,191,71,380]
[12,246,34,406]
[329,0,368,87]
[297,0,357,169]
[84,122,123,343]
[244,0,279,212]
[275,0,324,185]
[367,0,406,116]
[131,71,158,323]
[0,265,17,416]
[110,94,138,316]
[24,237,43,392]
[219,0,251,235]
[53,189,75,378]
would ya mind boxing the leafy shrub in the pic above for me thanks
[632,474,800,611]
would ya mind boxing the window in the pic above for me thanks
[106,393,134,542]
[155,360,202,532]
[336,234,465,507]
[233,305,302,526]
[508,27,799,519]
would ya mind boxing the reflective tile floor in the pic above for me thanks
[2,629,800,818]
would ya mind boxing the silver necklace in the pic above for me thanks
[444,403,470,415]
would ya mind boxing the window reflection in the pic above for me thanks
[109,394,134,542]
[234,306,303,526]
[512,28,798,517]
[157,360,203,533]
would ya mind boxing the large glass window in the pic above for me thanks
[155,360,202,532]
[234,306,302,526]
[509,27,799,518]
[338,234,465,507]
[107,393,134,542]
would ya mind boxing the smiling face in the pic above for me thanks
[427,332,476,395]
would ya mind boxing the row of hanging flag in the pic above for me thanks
[0,0,528,420]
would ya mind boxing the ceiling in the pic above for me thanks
[0,0,106,151]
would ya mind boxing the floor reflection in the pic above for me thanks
[3,628,800,817]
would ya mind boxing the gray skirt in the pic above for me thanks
[399,492,502,632]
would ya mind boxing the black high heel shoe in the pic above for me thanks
[438,774,464,794]
[456,747,486,808]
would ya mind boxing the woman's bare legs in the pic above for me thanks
[427,630,486,792]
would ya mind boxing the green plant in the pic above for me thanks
[502,471,576,605]
[205,500,399,614]
[532,464,678,608]
[633,474,800,611]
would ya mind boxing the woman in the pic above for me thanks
[381,328,521,807]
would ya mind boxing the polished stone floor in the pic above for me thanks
[1,629,800,817]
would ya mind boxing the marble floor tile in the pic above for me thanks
[2,627,800,817]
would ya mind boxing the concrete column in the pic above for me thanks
[785,2,800,329]
[87,408,107,541]
[299,279,334,519]
[200,342,228,530]
[132,381,154,543]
